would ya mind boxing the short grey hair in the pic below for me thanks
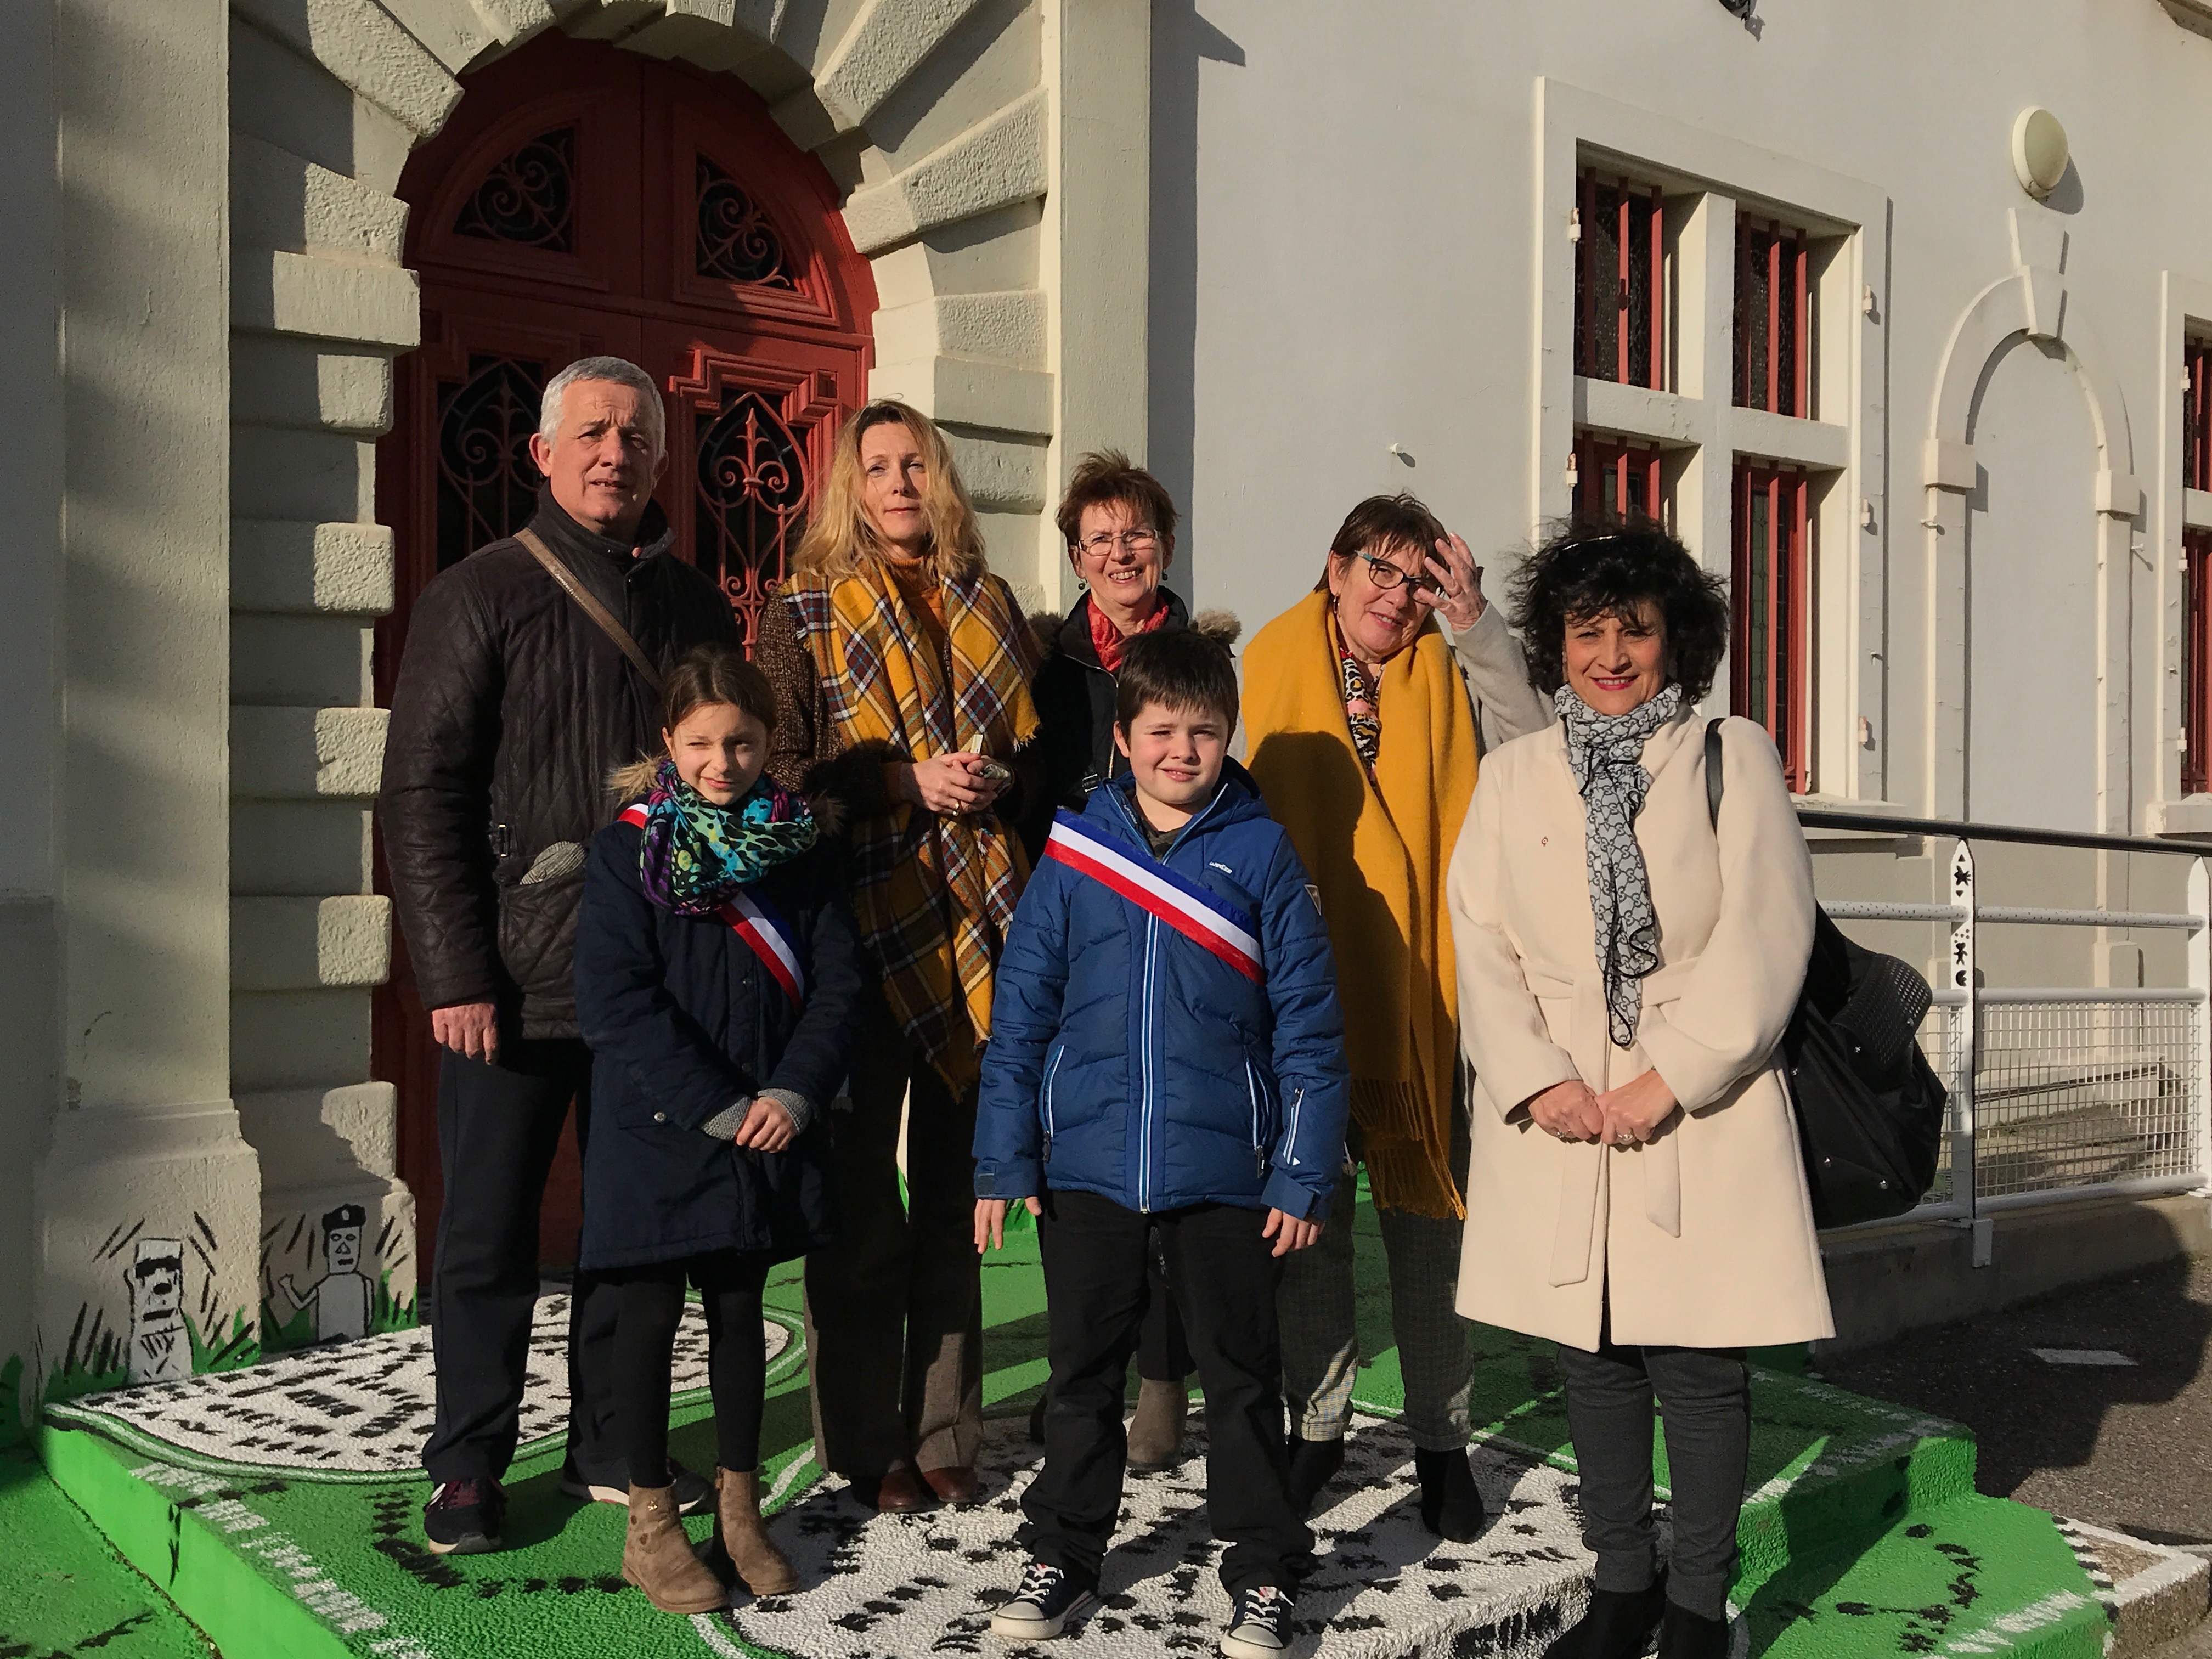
[539,356,665,456]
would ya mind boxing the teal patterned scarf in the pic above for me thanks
[635,761,819,914]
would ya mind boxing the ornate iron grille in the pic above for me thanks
[696,156,793,287]
[1733,459,1812,792]
[695,388,808,647]
[1735,218,1812,416]
[454,127,577,252]
[1575,169,1665,389]
[436,355,546,571]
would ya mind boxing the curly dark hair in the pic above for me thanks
[1509,517,1730,703]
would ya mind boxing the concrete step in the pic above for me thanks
[33,1300,2114,1659]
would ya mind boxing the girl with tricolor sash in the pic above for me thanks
[573,644,862,1613]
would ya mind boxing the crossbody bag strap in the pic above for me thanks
[516,527,663,695]
[1703,716,1725,831]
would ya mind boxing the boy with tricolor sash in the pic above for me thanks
[974,629,1349,1658]
[573,644,861,1613]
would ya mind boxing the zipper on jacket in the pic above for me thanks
[1285,1088,1306,1171]
[1139,915,1159,1212]
[1041,1046,1066,1164]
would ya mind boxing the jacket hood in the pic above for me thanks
[1085,757,1272,845]
[529,484,676,569]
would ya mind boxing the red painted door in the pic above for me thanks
[374,31,875,1277]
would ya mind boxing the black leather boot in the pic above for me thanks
[1656,1600,1730,1659]
[1412,1447,1487,1542]
[1284,1437,1345,1517]
[1542,1571,1668,1659]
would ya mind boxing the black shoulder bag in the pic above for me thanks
[1704,719,1948,1228]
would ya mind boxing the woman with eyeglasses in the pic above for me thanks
[1023,450,1238,1472]
[1242,494,1550,1543]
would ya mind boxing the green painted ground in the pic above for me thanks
[0,1444,212,1658]
[18,1184,2113,1658]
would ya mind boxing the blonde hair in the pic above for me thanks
[793,401,988,584]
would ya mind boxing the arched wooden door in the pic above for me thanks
[373,30,876,1274]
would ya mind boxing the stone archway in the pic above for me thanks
[1918,211,2138,828]
[224,0,1056,1349]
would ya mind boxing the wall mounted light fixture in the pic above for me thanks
[2011,108,2069,199]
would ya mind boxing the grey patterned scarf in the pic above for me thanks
[1555,681,1684,1048]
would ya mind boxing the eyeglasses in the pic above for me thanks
[1355,550,1436,593]
[1075,529,1160,558]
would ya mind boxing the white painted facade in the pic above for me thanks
[4,0,2211,1415]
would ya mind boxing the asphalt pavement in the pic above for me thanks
[1817,1254,2212,1545]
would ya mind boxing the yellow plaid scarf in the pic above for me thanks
[1244,590,1480,1219]
[783,560,1040,1091]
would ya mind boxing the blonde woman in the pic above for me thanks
[755,400,1043,1513]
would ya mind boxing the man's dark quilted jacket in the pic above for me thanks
[378,490,740,1040]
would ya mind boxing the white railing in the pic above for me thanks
[1795,810,2212,1248]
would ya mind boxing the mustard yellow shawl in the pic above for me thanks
[781,561,1040,1091]
[1244,590,1480,1218]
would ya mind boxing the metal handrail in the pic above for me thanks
[1822,900,2201,929]
[1798,805,2212,857]
[1793,817,2212,1245]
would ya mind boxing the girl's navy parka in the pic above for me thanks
[572,815,861,1271]
[974,764,1350,1222]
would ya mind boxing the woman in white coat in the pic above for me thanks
[1447,521,1831,1659]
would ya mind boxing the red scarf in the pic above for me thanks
[1088,592,1170,672]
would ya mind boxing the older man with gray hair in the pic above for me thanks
[380,355,738,1554]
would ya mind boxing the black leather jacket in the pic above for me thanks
[377,490,739,1039]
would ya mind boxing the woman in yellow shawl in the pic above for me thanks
[755,401,1042,1514]
[1243,494,1549,1541]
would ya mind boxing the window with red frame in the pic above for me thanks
[1572,433,1667,525]
[2186,531,2212,795]
[1733,460,1812,792]
[1735,218,1812,417]
[2186,338,2212,495]
[1576,168,1667,390]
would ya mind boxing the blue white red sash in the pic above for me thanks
[1043,810,1263,983]
[618,805,806,1004]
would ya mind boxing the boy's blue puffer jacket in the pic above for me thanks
[974,763,1349,1221]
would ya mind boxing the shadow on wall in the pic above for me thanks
[1149,5,1245,610]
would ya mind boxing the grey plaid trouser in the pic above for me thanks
[1276,1155,1474,1452]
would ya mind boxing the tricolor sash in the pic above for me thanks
[619,805,807,1004]
[1043,810,1263,983]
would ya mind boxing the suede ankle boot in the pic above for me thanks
[1656,1600,1730,1659]
[709,1468,798,1598]
[1542,1570,1667,1659]
[622,1482,727,1615]
[1412,1447,1487,1543]
[1285,1436,1345,1518]
[1126,1377,1189,1471]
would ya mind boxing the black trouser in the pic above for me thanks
[1026,1190,1311,1598]
[608,1251,777,1481]
[421,1039,619,1486]
[803,995,984,1479]
[1138,1227,1192,1381]
[1555,1322,1750,1621]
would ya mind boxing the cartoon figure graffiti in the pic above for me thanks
[126,1240,191,1384]
[277,1204,373,1345]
